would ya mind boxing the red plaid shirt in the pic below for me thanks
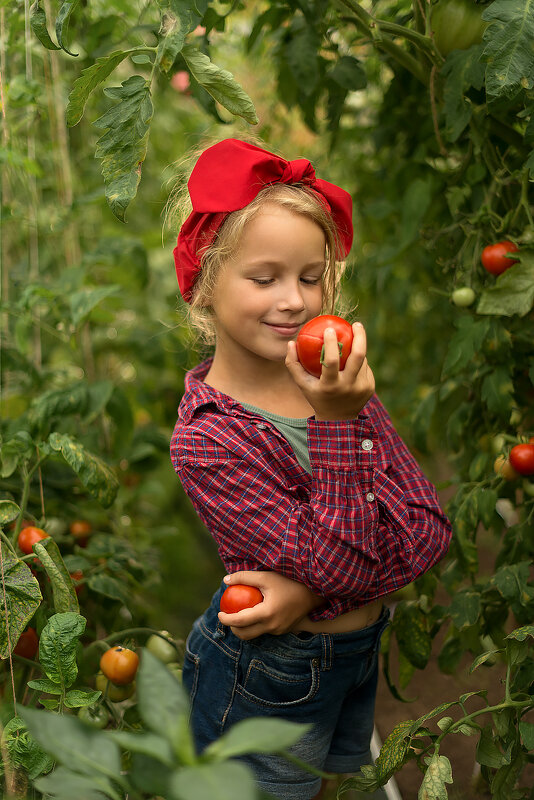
[170,359,452,620]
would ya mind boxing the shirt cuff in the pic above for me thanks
[307,416,376,469]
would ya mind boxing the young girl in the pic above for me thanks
[169,137,452,800]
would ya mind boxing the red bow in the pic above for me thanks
[173,139,353,302]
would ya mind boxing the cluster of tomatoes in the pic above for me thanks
[452,240,520,308]
[495,440,534,483]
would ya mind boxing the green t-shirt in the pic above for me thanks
[241,402,311,474]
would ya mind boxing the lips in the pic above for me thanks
[264,322,302,336]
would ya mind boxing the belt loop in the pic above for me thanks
[320,633,333,670]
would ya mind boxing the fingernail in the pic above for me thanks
[223,575,231,583]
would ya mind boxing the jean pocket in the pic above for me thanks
[182,630,201,708]
[237,650,320,709]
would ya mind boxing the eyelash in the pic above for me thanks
[251,277,321,286]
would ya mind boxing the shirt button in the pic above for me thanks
[256,423,267,430]
[361,439,373,451]
[366,492,375,502]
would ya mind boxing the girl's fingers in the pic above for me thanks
[343,322,368,376]
[319,327,340,380]
[285,341,315,384]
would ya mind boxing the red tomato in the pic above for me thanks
[100,646,139,685]
[509,444,534,476]
[17,526,49,555]
[70,570,84,596]
[69,520,92,538]
[480,241,519,275]
[220,584,263,614]
[13,628,39,659]
[296,315,353,377]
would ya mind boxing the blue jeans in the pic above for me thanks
[183,583,390,800]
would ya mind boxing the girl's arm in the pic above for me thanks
[218,571,324,640]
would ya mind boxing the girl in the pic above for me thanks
[169,137,452,800]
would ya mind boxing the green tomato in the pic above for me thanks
[95,672,136,702]
[146,631,177,664]
[431,0,488,57]
[452,287,476,307]
[523,479,534,498]
[78,703,109,729]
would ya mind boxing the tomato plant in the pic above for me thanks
[17,526,49,554]
[69,519,92,538]
[480,241,519,275]
[13,628,39,659]
[220,584,263,614]
[451,287,476,307]
[509,444,534,476]
[296,315,353,377]
[431,0,488,56]
[146,631,176,664]
[100,646,139,685]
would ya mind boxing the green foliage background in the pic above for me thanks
[1,0,534,797]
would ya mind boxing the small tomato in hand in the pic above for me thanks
[296,314,353,377]
[146,631,176,664]
[13,628,39,659]
[509,444,534,476]
[100,646,139,685]
[481,241,519,276]
[17,526,49,555]
[220,584,263,614]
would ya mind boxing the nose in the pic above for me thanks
[276,279,306,312]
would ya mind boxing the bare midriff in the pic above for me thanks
[293,598,385,634]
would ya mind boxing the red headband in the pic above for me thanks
[173,139,353,302]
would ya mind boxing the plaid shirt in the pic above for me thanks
[170,359,452,620]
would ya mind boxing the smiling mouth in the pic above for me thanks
[264,322,302,336]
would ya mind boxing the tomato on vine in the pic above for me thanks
[220,584,263,614]
[17,526,49,554]
[78,703,109,728]
[100,646,139,685]
[146,631,177,664]
[13,628,39,659]
[452,287,476,307]
[431,0,488,57]
[481,241,519,276]
[69,520,92,538]
[95,672,136,701]
[493,455,519,481]
[509,444,534,476]
[296,315,353,377]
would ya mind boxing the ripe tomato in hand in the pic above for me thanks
[17,526,49,554]
[296,315,353,377]
[220,584,263,614]
[13,628,39,659]
[100,646,139,685]
[481,241,519,275]
[509,444,534,476]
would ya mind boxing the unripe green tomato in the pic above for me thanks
[95,672,136,702]
[452,287,476,307]
[491,433,507,456]
[146,631,176,664]
[522,479,534,498]
[166,662,183,683]
[431,0,487,56]
[78,703,109,729]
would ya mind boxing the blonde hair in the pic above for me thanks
[164,135,350,348]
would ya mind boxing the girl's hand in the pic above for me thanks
[286,321,375,420]
[218,571,324,641]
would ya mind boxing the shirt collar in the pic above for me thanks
[179,358,246,424]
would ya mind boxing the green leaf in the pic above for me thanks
[505,624,534,642]
[205,717,310,761]
[64,689,102,708]
[30,383,89,430]
[418,753,453,799]
[55,0,80,57]
[87,574,128,603]
[34,766,116,800]
[442,317,491,377]
[170,761,258,800]
[30,0,60,50]
[374,719,415,785]
[469,649,502,673]
[21,707,122,781]
[442,46,485,142]
[136,648,189,743]
[449,590,481,629]
[69,285,121,328]
[108,730,174,766]
[1,716,54,780]
[47,432,119,507]
[93,76,153,221]
[519,721,534,750]
[476,724,509,768]
[392,602,431,669]
[33,538,80,614]
[284,17,320,95]
[0,553,42,660]
[181,43,258,124]
[482,0,534,101]
[476,260,534,317]
[0,431,35,478]
[481,367,514,417]
[27,678,64,694]
[0,499,20,527]
[38,612,86,688]
[491,562,531,605]
[67,51,131,126]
